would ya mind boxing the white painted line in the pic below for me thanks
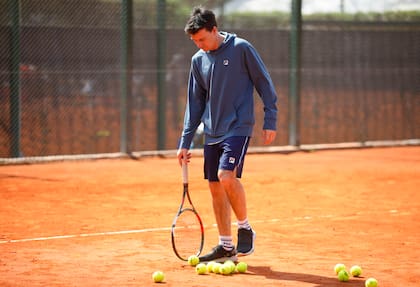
[0,227,172,244]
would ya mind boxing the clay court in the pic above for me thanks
[1,146,419,286]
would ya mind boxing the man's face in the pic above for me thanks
[190,27,219,52]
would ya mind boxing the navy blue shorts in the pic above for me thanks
[203,136,250,182]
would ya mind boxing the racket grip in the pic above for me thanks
[182,161,188,184]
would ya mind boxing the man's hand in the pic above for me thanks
[177,148,191,166]
[262,129,276,145]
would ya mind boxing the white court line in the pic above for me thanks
[0,227,172,244]
[0,209,410,245]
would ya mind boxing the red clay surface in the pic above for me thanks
[1,146,419,286]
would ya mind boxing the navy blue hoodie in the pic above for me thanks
[179,32,278,149]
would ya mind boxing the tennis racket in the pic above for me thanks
[171,162,204,261]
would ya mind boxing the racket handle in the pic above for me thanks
[182,161,188,184]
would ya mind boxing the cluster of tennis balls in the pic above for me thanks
[334,263,378,287]
[188,255,248,276]
[151,255,248,283]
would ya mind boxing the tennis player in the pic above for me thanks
[177,7,278,262]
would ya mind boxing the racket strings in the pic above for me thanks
[172,209,203,260]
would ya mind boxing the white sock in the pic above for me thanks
[219,235,234,251]
[237,218,251,230]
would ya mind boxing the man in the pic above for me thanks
[177,7,278,263]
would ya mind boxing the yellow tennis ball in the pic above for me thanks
[236,261,248,273]
[224,260,236,273]
[338,270,349,282]
[365,278,378,287]
[334,263,346,274]
[219,264,230,275]
[350,265,362,277]
[187,255,199,266]
[206,261,215,273]
[212,262,223,274]
[195,263,207,275]
[152,271,165,283]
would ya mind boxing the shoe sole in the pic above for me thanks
[237,231,256,256]
[199,255,238,264]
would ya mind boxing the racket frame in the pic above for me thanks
[171,162,204,261]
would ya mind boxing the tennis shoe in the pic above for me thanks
[198,245,237,263]
[237,228,256,256]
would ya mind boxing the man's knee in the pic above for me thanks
[218,169,236,185]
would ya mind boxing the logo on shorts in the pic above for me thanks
[229,157,236,164]
[223,59,229,66]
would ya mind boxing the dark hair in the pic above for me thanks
[184,7,217,35]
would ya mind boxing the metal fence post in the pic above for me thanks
[9,0,21,157]
[120,0,133,154]
[289,0,302,146]
[157,0,167,150]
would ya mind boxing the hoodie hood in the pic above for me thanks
[209,32,236,55]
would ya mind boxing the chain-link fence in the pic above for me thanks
[299,21,419,144]
[1,0,419,161]
[1,0,123,158]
